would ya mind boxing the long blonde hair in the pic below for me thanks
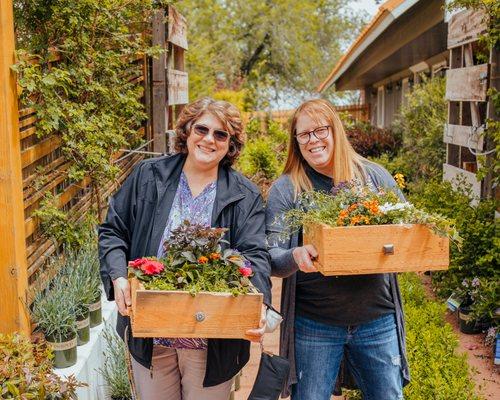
[283,99,366,196]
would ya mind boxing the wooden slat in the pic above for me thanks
[448,9,487,49]
[19,115,37,128]
[168,6,188,50]
[463,43,482,127]
[23,164,70,208]
[21,136,62,168]
[443,163,481,201]
[445,64,489,101]
[20,126,36,140]
[0,0,30,334]
[23,155,66,189]
[26,154,142,274]
[443,123,484,150]
[152,9,167,153]
[19,107,35,117]
[167,69,188,105]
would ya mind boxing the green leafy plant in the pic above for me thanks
[31,271,77,342]
[0,333,83,399]
[128,221,256,296]
[99,326,132,400]
[346,121,401,158]
[392,77,447,181]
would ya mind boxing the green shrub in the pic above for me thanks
[400,273,480,400]
[0,332,83,398]
[392,77,447,180]
[408,178,499,317]
[238,137,282,180]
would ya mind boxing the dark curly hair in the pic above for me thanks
[174,97,245,166]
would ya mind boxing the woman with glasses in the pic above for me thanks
[99,97,272,400]
[266,99,409,400]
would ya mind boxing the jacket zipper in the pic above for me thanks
[150,364,154,378]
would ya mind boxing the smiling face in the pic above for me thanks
[294,111,334,176]
[185,112,230,171]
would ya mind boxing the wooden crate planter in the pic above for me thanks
[303,223,449,275]
[129,277,263,338]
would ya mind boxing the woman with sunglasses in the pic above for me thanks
[266,99,409,400]
[99,97,272,400]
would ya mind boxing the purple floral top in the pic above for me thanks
[154,172,216,350]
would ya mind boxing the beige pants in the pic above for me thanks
[131,346,233,400]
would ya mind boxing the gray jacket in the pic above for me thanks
[265,161,410,397]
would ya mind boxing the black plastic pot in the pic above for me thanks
[46,331,78,368]
[89,294,102,328]
[458,305,481,334]
[77,310,90,345]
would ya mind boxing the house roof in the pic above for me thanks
[317,0,422,93]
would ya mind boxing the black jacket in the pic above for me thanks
[98,153,272,386]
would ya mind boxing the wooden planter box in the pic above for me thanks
[303,223,449,275]
[129,278,263,338]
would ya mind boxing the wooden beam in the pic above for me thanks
[151,9,167,153]
[446,64,489,102]
[21,136,62,168]
[0,0,30,334]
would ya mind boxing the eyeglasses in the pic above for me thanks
[295,125,330,145]
[192,124,230,142]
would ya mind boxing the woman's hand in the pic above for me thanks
[293,245,318,273]
[245,304,267,343]
[112,277,131,316]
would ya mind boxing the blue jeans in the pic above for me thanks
[292,313,403,400]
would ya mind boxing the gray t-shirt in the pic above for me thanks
[295,166,395,326]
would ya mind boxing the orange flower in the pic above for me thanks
[209,253,221,260]
[339,210,349,218]
[348,203,358,212]
[197,256,209,264]
[350,215,362,225]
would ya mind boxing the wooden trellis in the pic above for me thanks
[0,3,186,333]
[151,6,188,153]
[443,7,498,200]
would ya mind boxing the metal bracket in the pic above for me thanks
[383,244,394,255]
[195,311,206,322]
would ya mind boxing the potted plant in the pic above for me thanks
[77,241,103,328]
[128,221,263,339]
[455,277,496,334]
[0,332,84,397]
[31,277,78,368]
[99,325,132,400]
[280,182,460,275]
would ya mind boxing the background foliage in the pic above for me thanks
[174,0,367,107]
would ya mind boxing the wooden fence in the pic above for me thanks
[245,103,370,130]
[0,3,188,333]
[443,8,498,200]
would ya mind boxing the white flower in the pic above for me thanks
[379,202,412,213]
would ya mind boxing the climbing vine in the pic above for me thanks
[12,0,168,241]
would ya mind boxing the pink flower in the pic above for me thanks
[239,266,253,277]
[140,260,164,276]
[129,258,148,268]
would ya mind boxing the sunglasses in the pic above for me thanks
[192,124,230,142]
